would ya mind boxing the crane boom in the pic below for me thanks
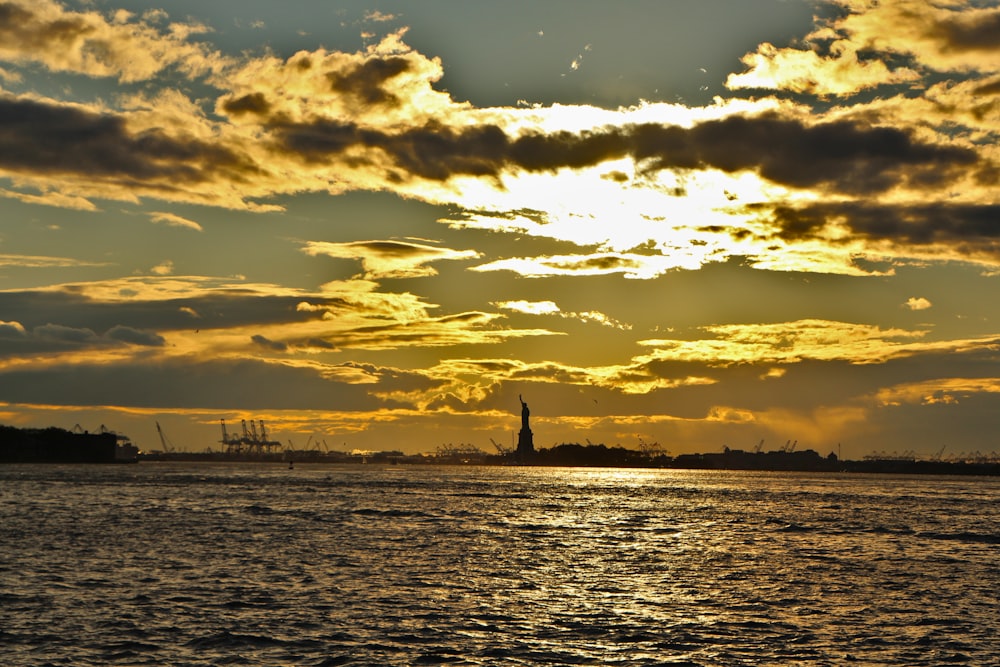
[155,421,173,453]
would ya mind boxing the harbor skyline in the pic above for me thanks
[0,0,998,457]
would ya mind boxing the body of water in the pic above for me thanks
[2,463,998,665]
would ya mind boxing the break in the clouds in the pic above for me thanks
[1,0,999,457]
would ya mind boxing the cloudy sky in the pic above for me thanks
[1,0,998,458]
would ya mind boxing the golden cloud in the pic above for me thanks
[303,240,480,279]
[149,211,203,231]
[639,319,1000,367]
[727,41,921,95]
[728,0,1000,97]
[0,0,230,82]
[875,377,1000,407]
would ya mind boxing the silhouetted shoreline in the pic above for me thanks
[4,423,998,476]
[0,424,138,463]
[140,444,999,476]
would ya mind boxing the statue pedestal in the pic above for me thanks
[517,427,534,459]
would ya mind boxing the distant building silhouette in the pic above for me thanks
[517,394,534,459]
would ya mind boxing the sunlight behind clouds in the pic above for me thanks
[495,300,561,315]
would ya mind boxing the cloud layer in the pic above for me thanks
[0,0,998,457]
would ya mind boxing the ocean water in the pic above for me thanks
[1,463,998,666]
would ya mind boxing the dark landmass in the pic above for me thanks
[664,446,1000,476]
[5,422,996,475]
[521,443,1000,476]
[0,424,137,463]
[140,442,1000,476]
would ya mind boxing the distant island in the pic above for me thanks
[143,440,999,477]
[467,442,1000,477]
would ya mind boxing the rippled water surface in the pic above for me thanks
[2,463,998,666]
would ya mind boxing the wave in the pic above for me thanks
[351,507,434,518]
[4,464,999,667]
[184,630,322,651]
[917,530,1000,544]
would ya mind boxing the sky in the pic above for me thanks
[0,0,998,458]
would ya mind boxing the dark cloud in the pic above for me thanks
[0,357,389,411]
[928,10,1000,53]
[304,239,479,277]
[272,111,979,196]
[221,92,271,116]
[273,118,618,179]
[0,279,527,357]
[634,114,980,195]
[551,254,644,272]
[510,129,632,171]
[0,320,164,354]
[304,338,339,351]
[34,323,100,345]
[0,287,336,358]
[251,334,288,352]
[0,289,317,337]
[271,118,362,160]
[385,123,510,180]
[327,56,413,107]
[105,325,166,347]
[1,86,981,210]
[273,118,508,179]
[0,95,253,182]
[436,312,491,324]
[348,240,448,258]
[973,77,1000,95]
[363,241,423,256]
[762,202,1000,251]
[219,54,420,123]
